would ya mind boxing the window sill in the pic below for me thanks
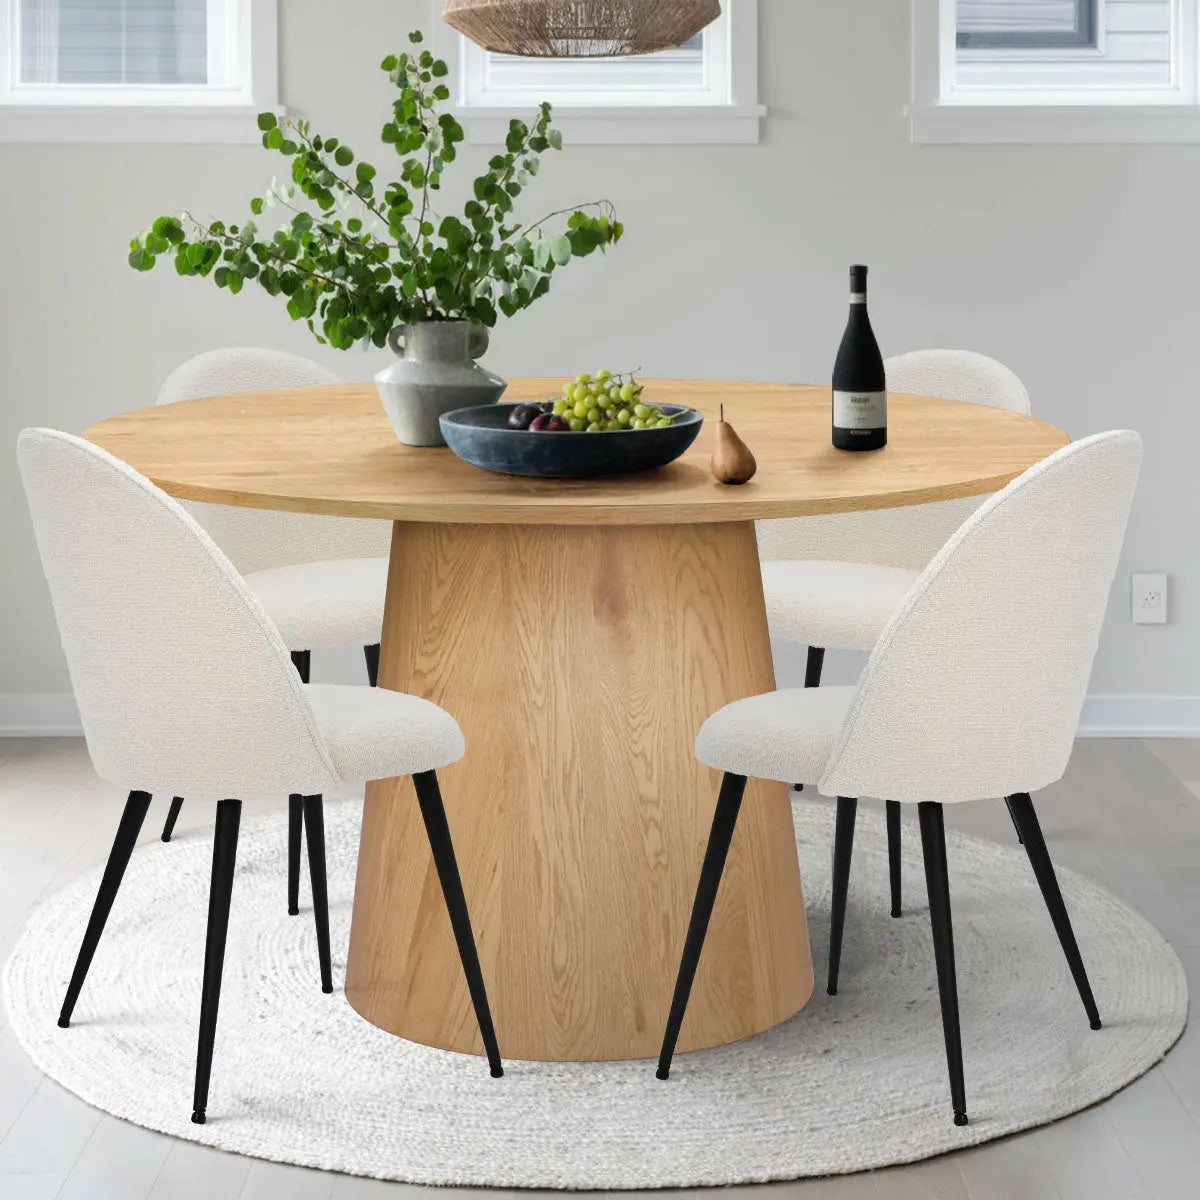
[911,101,1200,144]
[455,104,766,145]
[0,103,279,144]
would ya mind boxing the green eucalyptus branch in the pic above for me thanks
[128,28,624,348]
[174,211,357,296]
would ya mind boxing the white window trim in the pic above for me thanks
[911,0,1200,143]
[435,0,764,145]
[0,0,279,142]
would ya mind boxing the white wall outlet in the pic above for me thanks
[1132,573,1169,625]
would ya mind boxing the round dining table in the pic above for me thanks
[83,378,1069,1063]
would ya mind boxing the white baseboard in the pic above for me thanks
[1077,695,1200,739]
[0,693,82,737]
[2,692,1199,740]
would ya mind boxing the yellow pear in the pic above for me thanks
[710,404,757,485]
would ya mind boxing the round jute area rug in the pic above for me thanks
[3,795,1187,1189]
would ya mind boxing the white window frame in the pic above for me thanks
[436,0,764,145]
[0,0,279,142]
[912,0,1200,142]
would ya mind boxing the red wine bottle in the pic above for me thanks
[832,265,887,452]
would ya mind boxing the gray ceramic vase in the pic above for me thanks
[375,320,508,447]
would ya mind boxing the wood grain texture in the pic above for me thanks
[81,380,1069,526]
[344,519,813,1062]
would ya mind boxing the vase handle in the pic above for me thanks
[387,327,407,357]
[468,325,489,359]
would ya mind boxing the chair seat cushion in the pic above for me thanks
[695,686,856,786]
[303,684,465,783]
[761,560,919,652]
[245,557,388,651]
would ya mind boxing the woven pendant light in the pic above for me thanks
[443,0,721,58]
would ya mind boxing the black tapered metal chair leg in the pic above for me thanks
[302,795,334,994]
[1005,796,1024,845]
[192,798,241,1125]
[827,797,858,995]
[918,802,968,1126]
[287,795,302,916]
[287,645,313,917]
[657,772,748,1079]
[59,790,152,1028]
[286,654,309,919]
[1007,793,1101,1030]
[805,645,826,688]
[364,643,380,688]
[161,796,184,843]
[886,800,902,917]
[411,770,503,1077]
[794,647,827,792]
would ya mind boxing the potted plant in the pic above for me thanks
[129,30,623,446]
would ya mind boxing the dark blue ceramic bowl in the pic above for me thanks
[440,403,704,478]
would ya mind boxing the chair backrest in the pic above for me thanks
[18,428,340,800]
[756,349,1033,571]
[883,349,1030,415]
[819,431,1141,805]
[158,348,393,574]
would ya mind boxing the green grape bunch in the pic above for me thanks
[127,30,624,350]
[554,369,680,432]
[508,369,688,433]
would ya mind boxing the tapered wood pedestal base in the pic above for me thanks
[345,519,813,1062]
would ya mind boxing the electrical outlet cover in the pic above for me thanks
[1132,572,1168,625]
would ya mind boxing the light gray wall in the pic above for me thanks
[2,0,1196,710]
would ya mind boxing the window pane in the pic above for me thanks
[19,0,208,85]
[958,0,1096,47]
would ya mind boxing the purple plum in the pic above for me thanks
[508,404,543,431]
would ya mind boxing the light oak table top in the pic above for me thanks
[82,379,1070,524]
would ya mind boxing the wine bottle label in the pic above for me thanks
[850,293,867,304]
[833,390,886,430]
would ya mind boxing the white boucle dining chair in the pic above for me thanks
[659,430,1141,1127]
[155,349,393,929]
[18,429,501,1125]
[757,349,1033,917]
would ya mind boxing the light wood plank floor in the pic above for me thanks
[1,736,1198,1200]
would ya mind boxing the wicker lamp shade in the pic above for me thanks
[443,0,721,58]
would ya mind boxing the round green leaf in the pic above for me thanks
[548,235,572,266]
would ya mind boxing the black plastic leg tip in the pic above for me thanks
[321,984,334,995]
[191,1111,206,1125]
[953,1111,968,1127]
[792,783,804,792]
[56,1015,70,1029]
[826,985,838,997]
[1091,1018,1103,1031]
[287,906,299,916]
[160,833,172,843]
[490,1066,504,1078]
[656,1069,670,1081]
[890,907,902,918]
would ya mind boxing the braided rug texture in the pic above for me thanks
[3,795,1187,1189]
